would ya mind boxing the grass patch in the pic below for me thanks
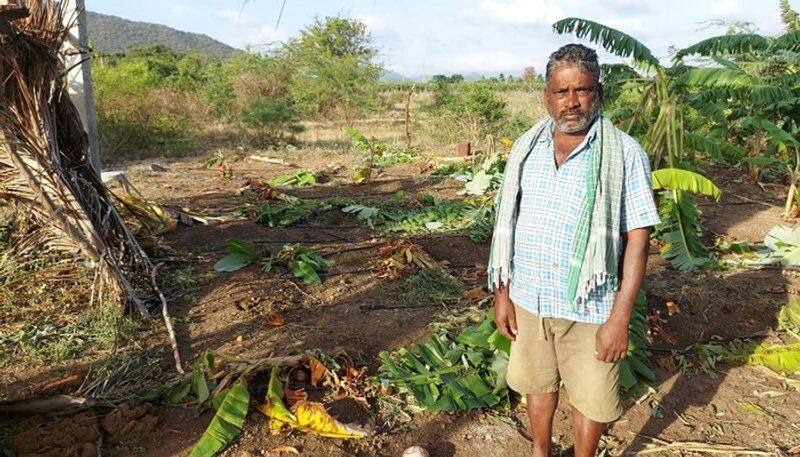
[0,305,139,368]
[396,268,466,305]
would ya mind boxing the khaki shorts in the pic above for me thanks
[506,305,622,423]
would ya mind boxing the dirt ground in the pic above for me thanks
[3,144,800,456]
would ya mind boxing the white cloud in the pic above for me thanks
[445,50,532,74]
[711,0,743,16]
[355,14,387,32]
[460,0,565,27]
[170,2,191,15]
[601,17,646,35]
[217,8,262,26]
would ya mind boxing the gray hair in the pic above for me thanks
[545,44,600,85]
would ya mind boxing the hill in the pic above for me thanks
[85,11,239,58]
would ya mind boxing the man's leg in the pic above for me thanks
[551,319,622,457]
[505,307,560,455]
[571,406,605,457]
[527,392,559,457]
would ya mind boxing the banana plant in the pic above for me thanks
[651,168,722,271]
[673,27,800,214]
[742,120,800,217]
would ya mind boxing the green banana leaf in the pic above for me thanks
[188,381,249,457]
[344,126,371,151]
[214,239,261,272]
[655,189,717,271]
[651,168,722,200]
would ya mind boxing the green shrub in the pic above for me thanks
[92,49,205,159]
[423,82,528,142]
[241,97,304,143]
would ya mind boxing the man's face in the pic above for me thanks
[545,65,602,133]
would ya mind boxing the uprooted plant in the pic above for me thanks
[344,126,417,184]
[382,195,495,243]
[214,240,333,285]
[378,290,656,414]
[145,350,373,457]
[262,243,334,285]
[268,169,318,187]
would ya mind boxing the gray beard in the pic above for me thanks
[550,100,601,133]
[552,114,596,133]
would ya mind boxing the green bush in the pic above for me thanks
[241,97,304,143]
[423,82,529,142]
[92,48,206,159]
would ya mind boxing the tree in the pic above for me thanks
[522,66,537,83]
[283,16,383,123]
[449,74,465,83]
[781,0,800,32]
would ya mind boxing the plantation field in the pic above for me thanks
[3,129,798,456]
[7,6,800,456]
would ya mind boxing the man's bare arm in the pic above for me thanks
[493,282,518,341]
[595,227,651,362]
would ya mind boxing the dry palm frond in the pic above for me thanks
[0,1,154,315]
[376,240,439,279]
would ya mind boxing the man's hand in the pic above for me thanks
[595,316,629,362]
[493,284,518,341]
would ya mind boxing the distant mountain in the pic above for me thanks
[380,70,411,82]
[85,11,239,58]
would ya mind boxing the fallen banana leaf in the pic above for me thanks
[308,356,329,388]
[188,381,249,457]
[740,342,800,376]
[214,239,261,272]
[289,401,369,438]
[779,300,800,339]
[261,366,367,439]
[377,241,439,279]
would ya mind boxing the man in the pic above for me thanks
[488,44,660,457]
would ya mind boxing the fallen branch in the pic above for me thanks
[0,395,94,415]
[637,437,773,455]
[151,262,184,374]
[247,155,293,166]
[359,302,452,310]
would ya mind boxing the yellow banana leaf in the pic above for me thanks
[116,191,178,236]
[742,342,800,376]
[260,365,367,439]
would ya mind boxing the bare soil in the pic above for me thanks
[3,151,799,456]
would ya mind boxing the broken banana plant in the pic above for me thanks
[260,365,369,439]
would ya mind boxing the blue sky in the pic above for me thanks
[87,0,788,76]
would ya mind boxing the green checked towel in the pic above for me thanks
[487,115,625,307]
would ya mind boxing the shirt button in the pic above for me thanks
[552,263,558,269]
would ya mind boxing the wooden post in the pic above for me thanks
[404,84,415,151]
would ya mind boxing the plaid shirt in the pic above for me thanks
[508,120,660,324]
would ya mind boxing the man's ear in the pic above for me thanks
[597,82,604,102]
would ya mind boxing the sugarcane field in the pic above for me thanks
[2,1,800,456]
